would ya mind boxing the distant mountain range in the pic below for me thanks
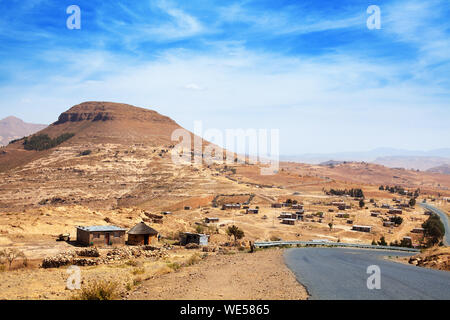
[281,148,450,172]
[427,164,450,175]
[0,116,47,146]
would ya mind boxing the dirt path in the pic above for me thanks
[128,248,308,300]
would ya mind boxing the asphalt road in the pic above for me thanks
[284,247,450,300]
[420,203,450,246]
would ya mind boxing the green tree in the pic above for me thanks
[328,222,333,231]
[391,216,403,225]
[226,225,245,243]
[377,236,387,246]
[359,199,365,208]
[422,214,445,246]
[409,198,416,207]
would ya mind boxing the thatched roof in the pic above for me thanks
[128,222,158,235]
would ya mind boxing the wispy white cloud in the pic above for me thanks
[216,1,363,35]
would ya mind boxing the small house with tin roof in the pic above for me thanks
[180,232,209,246]
[76,225,127,247]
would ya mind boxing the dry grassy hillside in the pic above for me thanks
[0,101,447,248]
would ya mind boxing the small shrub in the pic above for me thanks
[195,224,205,234]
[125,260,138,267]
[133,277,142,286]
[71,280,119,300]
[132,267,145,275]
[185,254,201,266]
[167,262,181,271]
[79,150,92,156]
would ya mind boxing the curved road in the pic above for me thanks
[420,203,450,246]
[284,247,450,300]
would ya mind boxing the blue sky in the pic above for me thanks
[0,0,449,154]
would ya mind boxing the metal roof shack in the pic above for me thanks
[76,225,127,247]
[281,218,296,225]
[388,208,403,214]
[222,203,241,210]
[411,227,425,233]
[77,225,126,232]
[180,232,209,246]
[352,225,372,232]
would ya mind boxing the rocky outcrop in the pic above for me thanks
[409,250,450,271]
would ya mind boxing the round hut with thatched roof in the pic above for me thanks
[127,222,158,245]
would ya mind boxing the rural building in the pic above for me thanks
[352,225,372,233]
[76,225,127,247]
[443,197,450,202]
[371,212,380,217]
[222,203,241,210]
[383,221,395,227]
[388,208,402,215]
[381,204,391,209]
[292,204,303,210]
[295,213,304,221]
[279,212,296,219]
[162,211,172,215]
[246,208,259,214]
[424,211,433,216]
[346,219,353,224]
[402,236,412,246]
[127,222,158,245]
[271,203,282,208]
[180,232,209,246]
[184,206,191,210]
[205,217,220,223]
[336,213,348,218]
[411,227,425,234]
[281,218,296,225]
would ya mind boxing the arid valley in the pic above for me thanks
[0,102,449,300]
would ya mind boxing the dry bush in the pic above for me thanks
[71,280,119,300]
[132,267,145,275]
[0,248,27,270]
[133,277,142,286]
[184,253,201,266]
[125,260,138,267]
[166,262,181,271]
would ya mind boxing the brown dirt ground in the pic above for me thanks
[128,248,307,300]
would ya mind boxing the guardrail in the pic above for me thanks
[254,240,420,252]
